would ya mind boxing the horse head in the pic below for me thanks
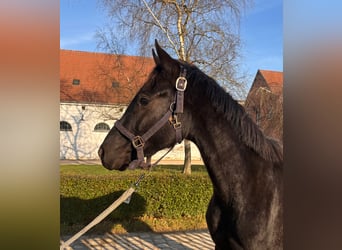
[98,41,189,171]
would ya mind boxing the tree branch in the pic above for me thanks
[141,0,179,57]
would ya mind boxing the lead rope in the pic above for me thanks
[60,187,135,250]
[59,147,174,250]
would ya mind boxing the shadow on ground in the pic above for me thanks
[61,191,152,235]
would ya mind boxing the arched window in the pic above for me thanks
[60,121,72,131]
[94,122,110,132]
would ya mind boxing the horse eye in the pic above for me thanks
[139,97,149,106]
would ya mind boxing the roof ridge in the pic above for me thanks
[60,49,152,60]
[259,69,283,73]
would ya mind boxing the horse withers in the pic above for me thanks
[98,41,283,250]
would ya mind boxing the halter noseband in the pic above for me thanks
[114,66,187,169]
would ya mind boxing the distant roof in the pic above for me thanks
[60,50,155,104]
[258,69,283,95]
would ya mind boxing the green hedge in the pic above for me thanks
[60,171,213,227]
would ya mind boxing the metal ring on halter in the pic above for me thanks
[132,136,145,149]
[169,102,176,112]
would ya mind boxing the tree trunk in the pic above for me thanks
[182,139,191,175]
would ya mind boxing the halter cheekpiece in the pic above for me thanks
[114,66,187,169]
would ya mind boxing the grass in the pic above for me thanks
[60,164,211,235]
[60,164,208,175]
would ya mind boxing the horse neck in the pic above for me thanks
[187,103,245,197]
[185,86,277,205]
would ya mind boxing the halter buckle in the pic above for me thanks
[132,136,145,148]
[176,76,187,91]
[169,115,181,129]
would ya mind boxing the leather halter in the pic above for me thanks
[114,67,187,169]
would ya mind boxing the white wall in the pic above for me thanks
[60,103,119,159]
[60,102,202,161]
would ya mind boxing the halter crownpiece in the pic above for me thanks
[175,67,187,114]
[114,66,187,169]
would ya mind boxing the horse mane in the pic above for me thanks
[186,64,283,163]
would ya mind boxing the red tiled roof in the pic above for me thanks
[60,50,155,104]
[259,69,283,95]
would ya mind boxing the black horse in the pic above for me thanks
[98,41,283,250]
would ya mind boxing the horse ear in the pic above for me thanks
[152,49,160,65]
[154,39,178,72]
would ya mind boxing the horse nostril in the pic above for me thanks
[98,147,104,159]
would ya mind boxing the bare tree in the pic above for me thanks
[98,0,250,173]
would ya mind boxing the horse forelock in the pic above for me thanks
[185,65,283,164]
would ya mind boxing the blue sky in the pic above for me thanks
[60,0,283,89]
